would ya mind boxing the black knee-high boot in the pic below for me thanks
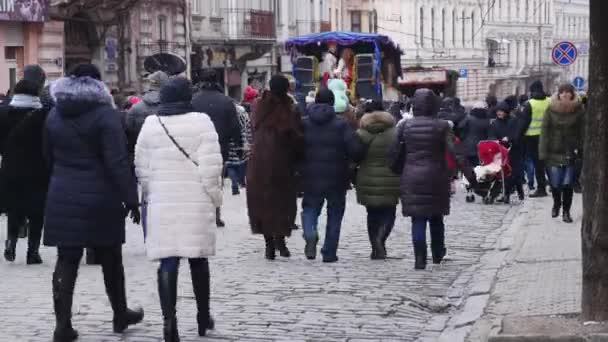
[52,261,79,342]
[551,188,562,218]
[190,259,215,337]
[274,237,291,258]
[562,187,574,223]
[158,269,180,342]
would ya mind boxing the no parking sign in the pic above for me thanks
[552,41,578,66]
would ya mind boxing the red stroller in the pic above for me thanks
[470,140,512,204]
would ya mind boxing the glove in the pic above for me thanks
[125,204,141,225]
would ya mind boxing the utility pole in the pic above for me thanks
[582,0,608,321]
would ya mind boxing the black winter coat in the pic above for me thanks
[458,108,490,158]
[0,105,50,215]
[43,76,138,247]
[192,86,243,162]
[300,103,363,196]
[389,89,474,217]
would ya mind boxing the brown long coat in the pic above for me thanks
[246,96,303,237]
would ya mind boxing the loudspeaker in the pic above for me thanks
[354,54,377,99]
[294,56,318,94]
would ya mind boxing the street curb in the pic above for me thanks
[437,201,528,342]
[488,335,586,342]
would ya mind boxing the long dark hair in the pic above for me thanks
[253,90,301,134]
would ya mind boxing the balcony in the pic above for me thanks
[138,40,187,56]
[224,9,276,41]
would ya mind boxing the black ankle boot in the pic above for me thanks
[101,254,144,333]
[264,235,275,260]
[158,269,180,342]
[4,239,16,262]
[215,207,225,228]
[27,239,43,265]
[275,237,291,258]
[414,244,427,270]
[190,259,214,337]
[551,188,562,218]
[52,262,79,342]
[562,188,574,223]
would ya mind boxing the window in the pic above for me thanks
[525,0,529,22]
[211,0,220,17]
[320,0,324,21]
[335,9,339,29]
[462,10,466,47]
[507,0,511,21]
[498,0,502,20]
[516,0,520,19]
[275,0,282,26]
[158,15,167,41]
[452,10,456,47]
[310,0,315,23]
[351,11,361,32]
[516,40,521,66]
[289,0,297,25]
[420,7,424,47]
[524,41,529,65]
[431,8,435,47]
[4,47,17,60]
[471,12,475,48]
[192,0,200,15]
[442,9,446,48]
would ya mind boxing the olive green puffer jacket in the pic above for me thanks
[355,111,401,207]
[539,95,584,167]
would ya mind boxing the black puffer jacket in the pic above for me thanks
[192,84,242,162]
[300,103,363,196]
[389,89,474,217]
[437,97,467,133]
[458,107,490,157]
[43,76,138,247]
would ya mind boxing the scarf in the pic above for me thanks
[157,101,193,116]
[9,94,42,109]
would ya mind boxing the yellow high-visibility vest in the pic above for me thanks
[526,98,551,136]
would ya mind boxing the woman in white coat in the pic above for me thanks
[135,77,223,342]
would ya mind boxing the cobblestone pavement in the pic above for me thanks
[0,189,515,342]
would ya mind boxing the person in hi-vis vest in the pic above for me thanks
[518,81,551,197]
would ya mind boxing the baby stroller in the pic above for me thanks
[467,140,512,204]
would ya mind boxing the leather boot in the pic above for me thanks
[190,259,215,337]
[26,238,43,265]
[372,225,387,260]
[215,207,225,228]
[431,241,447,265]
[562,188,574,223]
[274,237,291,258]
[100,250,144,333]
[517,184,525,201]
[529,187,548,198]
[264,235,275,260]
[158,269,180,342]
[3,239,16,262]
[304,235,318,260]
[414,244,427,270]
[52,261,79,342]
[551,188,562,218]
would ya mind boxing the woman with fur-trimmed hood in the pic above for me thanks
[355,100,400,260]
[539,83,584,224]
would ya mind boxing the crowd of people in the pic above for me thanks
[0,63,584,342]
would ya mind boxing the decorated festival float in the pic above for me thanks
[285,32,404,103]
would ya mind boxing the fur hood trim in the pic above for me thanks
[50,76,113,106]
[360,111,395,128]
[549,94,582,114]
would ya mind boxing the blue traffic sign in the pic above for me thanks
[573,76,585,91]
[459,68,468,79]
[552,41,578,66]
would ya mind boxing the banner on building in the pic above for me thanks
[0,0,49,22]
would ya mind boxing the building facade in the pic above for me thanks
[553,0,589,90]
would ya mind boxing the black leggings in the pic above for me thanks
[57,246,123,266]
[7,212,43,249]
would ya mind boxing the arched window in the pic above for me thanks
[471,11,475,48]
[158,15,168,41]
[461,10,466,47]
[442,9,446,48]
[420,7,425,47]
[431,8,436,48]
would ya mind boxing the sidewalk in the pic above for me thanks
[467,193,583,341]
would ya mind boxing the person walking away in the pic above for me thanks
[519,81,551,197]
[458,102,490,167]
[135,77,222,341]
[354,100,400,260]
[486,94,498,120]
[300,88,363,263]
[488,101,525,202]
[225,103,252,195]
[389,89,477,270]
[539,84,584,223]
[0,79,51,263]
[192,69,242,228]
[514,94,536,190]
[247,75,303,260]
[43,64,143,342]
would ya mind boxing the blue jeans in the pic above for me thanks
[547,166,575,190]
[226,163,245,192]
[160,257,208,273]
[524,157,536,188]
[411,216,445,254]
[301,191,347,258]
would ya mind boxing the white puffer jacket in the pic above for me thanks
[135,112,223,260]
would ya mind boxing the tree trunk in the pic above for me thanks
[582,0,608,321]
[116,12,129,89]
